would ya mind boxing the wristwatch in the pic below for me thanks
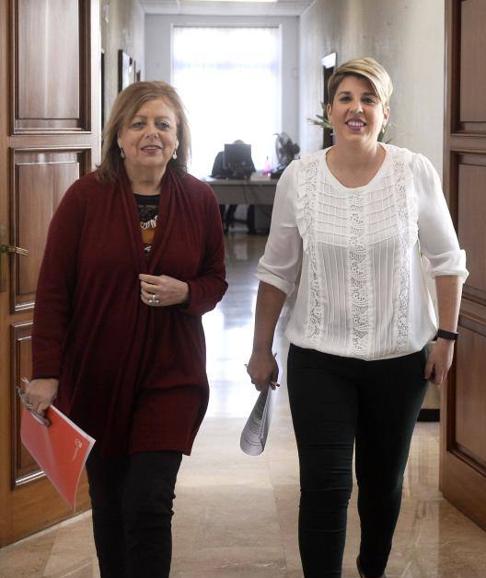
[435,329,459,341]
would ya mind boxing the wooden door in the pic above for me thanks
[0,0,100,546]
[441,0,486,530]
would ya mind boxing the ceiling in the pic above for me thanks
[140,0,314,17]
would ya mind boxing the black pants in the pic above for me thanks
[287,344,427,578]
[86,449,182,578]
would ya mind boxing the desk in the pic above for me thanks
[204,177,277,205]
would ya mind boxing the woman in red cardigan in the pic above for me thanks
[21,81,227,577]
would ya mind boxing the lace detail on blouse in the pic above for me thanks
[348,189,372,357]
[294,146,419,358]
[297,156,322,344]
[391,151,415,353]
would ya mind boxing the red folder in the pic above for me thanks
[20,405,95,509]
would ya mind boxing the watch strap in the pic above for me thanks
[435,329,458,341]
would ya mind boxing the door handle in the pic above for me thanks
[0,244,29,256]
[0,242,29,292]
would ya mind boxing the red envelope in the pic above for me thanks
[20,405,95,509]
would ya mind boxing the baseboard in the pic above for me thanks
[418,408,440,422]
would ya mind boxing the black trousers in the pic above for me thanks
[287,344,427,578]
[85,449,182,578]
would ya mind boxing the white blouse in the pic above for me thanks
[256,144,468,361]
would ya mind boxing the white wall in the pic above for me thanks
[101,0,145,122]
[299,0,445,173]
[145,14,300,145]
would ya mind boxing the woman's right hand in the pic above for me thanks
[20,378,59,415]
[246,350,279,392]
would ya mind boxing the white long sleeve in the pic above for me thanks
[414,153,467,278]
[256,162,302,296]
[256,144,468,361]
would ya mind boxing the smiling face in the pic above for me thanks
[327,75,389,146]
[117,98,179,176]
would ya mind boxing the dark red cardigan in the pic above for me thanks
[32,168,227,456]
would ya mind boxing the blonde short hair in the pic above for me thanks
[98,81,191,183]
[327,57,393,108]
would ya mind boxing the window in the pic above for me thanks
[172,26,281,177]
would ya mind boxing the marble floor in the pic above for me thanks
[1,233,486,577]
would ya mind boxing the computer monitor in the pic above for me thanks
[223,143,253,179]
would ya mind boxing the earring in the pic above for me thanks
[172,149,177,160]
[119,147,125,159]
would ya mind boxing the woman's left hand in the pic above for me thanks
[139,273,189,307]
[424,339,455,385]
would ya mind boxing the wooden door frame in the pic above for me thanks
[440,0,486,530]
[0,0,101,546]
[0,0,13,546]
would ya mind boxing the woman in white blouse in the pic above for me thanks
[247,57,468,578]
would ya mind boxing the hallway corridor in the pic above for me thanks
[1,233,485,578]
